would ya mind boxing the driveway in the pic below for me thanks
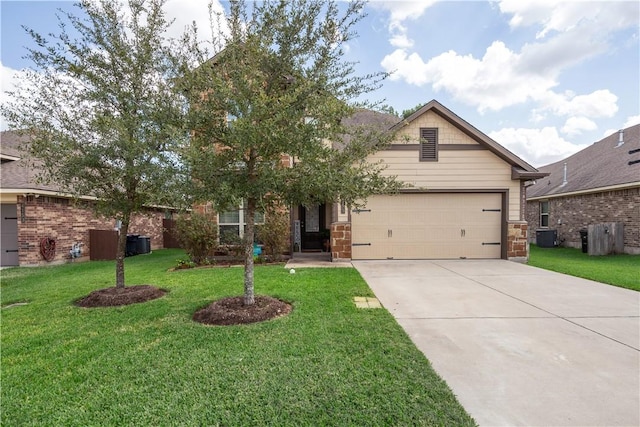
[353,260,640,427]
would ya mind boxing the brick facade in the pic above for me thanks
[526,187,640,254]
[16,195,168,265]
[330,222,352,261]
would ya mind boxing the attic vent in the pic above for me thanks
[419,127,438,161]
[616,129,624,147]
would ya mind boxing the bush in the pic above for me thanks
[174,212,218,264]
[257,210,289,261]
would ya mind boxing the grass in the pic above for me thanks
[1,249,475,426]
[529,245,640,291]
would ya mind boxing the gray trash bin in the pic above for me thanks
[136,236,151,254]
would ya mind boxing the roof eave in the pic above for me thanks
[512,167,550,180]
[527,181,640,200]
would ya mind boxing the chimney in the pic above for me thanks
[561,162,568,186]
[617,129,624,147]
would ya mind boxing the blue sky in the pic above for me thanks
[1,0,639,166]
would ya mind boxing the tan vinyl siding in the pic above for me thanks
[369,109,523,219]
[369,149,521,220]
[398,110,477,145]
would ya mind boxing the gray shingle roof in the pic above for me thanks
[1,130,62,193]
[527,124,640,199]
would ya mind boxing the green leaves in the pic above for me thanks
[184,0,400,212]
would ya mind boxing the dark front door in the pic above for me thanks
[1,204,19,266]
[299,204,326,251]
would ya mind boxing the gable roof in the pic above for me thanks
[391,100,546,178]
[334,109,399,151]
[1,130,66,194]
[527,124,640,199]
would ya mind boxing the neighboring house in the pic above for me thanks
[316,100,547,262]
[526,125,640,254]
[0,131,173,267]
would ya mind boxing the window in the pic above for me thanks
[540,201,549,227]
[218,200,264,244]
[419,127,438,161]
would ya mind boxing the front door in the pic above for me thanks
[299,204,326,251]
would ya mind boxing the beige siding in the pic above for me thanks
[370,111,521,220]
[398,110,477,145]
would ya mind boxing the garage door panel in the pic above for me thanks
[351,193,502,260]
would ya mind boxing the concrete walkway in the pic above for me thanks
[353,260,640,427]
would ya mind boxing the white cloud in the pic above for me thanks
[381,41,557,113]
[370,1,438,48]
[380,1,635,119]
[535,89,619,119]
[560,116,597,137]
[1,63,28,131]
[164,0,225,44]
[623,115,640,128]
[490,126,589,166]
[499,0,638,39]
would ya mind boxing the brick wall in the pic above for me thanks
[526,187,640,254]
[330,222,352,261]
[17,195,167,265]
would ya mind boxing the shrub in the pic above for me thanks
[174,212,218,264]
[257,209,289,261]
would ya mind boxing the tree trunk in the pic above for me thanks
[243,197,256,306]
[115,216,130,289]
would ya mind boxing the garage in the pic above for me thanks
[351,193,504,260]
[1,204,20,267]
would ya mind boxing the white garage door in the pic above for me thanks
[351,193,503,260]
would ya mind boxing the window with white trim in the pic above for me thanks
[419,127,438,161]
[218,200,264,244]
[540,201,549,227]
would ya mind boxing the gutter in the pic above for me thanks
[527,181,640,201]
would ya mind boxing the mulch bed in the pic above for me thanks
[193,295,292,326]
[75,285,167,308]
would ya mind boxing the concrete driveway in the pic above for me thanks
[353,260,640,427]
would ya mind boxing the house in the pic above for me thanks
[525,125,640,254]
[315,100,547,262]
[0,131,173,267]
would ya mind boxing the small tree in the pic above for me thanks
[183,0,402,305]
[175,212,219,264]
[2,0,192,288]
[257,209,290,261]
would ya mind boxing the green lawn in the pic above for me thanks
[528,245,640,291]
[1,249,475,426]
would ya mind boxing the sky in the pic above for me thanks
[1,0,639,167]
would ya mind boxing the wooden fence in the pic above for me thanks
[587,222,624,256]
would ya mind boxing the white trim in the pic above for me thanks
[0,188,99,201]
[0,154,21,161]
[0,188,179,210]
[527,182,640,201]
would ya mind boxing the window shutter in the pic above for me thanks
[419,128,438,161]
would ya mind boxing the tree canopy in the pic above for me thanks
[183,0,402,304]
[2,0,191,287]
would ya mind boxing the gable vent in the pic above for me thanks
[419,128,438,161]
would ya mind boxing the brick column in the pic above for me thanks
[507,221,528,263]
[330,222,351,261]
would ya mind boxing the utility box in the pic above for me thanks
[536,229,557,248]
